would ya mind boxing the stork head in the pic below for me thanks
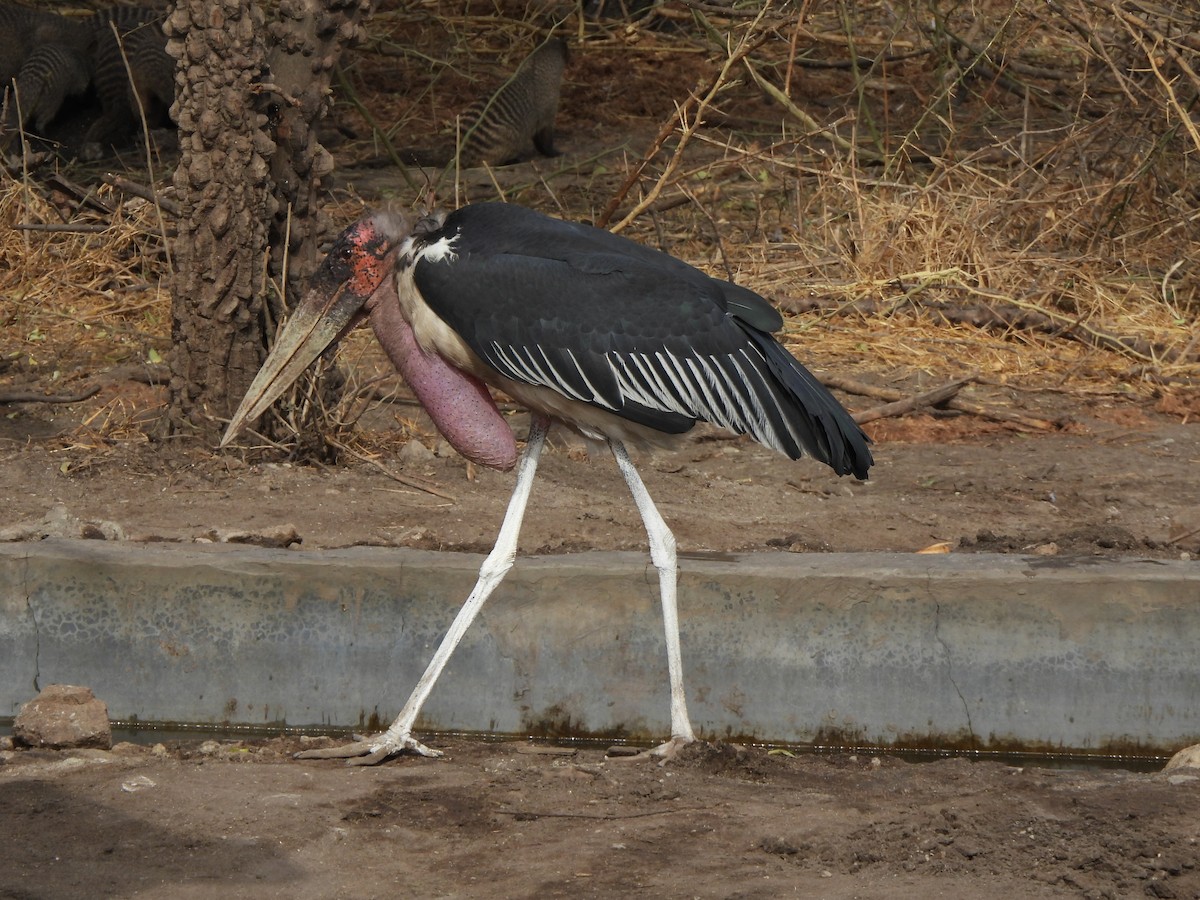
[220,210,412,447]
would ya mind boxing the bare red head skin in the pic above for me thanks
[219,213,408,448]
[221,211,517,470]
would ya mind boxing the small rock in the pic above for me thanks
[69,748,113,761]
[150,743,169,758]
[0,736,13,751]
[955,841,983,859]
[759,836,798,856]
[1145,879,1178,899]
[298,734,335,749]
[197,740,222,755]
[208,523,302,548]
[81,520,126,541]
[127,533,183,544]
[1164,743,1200,771]
[48,756,89,773]
[13,684,112,750]
[0,504,74,542]
[399,439,435,463]
[121,775,157,793]
[916,541,953,554]
[0,505,128,542]
[394,526,432,545]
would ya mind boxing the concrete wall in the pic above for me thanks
[1,540,1198,753]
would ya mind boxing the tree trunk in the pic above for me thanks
[164,0,373,445]
[164,1,274,440]
[264,1,363,291]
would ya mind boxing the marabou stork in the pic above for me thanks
[221,202,873,765]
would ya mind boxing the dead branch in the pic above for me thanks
[851,377,972,424]
[103,362,171,386]
[328,437,458,502]
[680,1,792,20]
[598,3,774,231]
[814,374,899,401]
[1167,523,1200,546]
[743,60,888,164]
[42,174,116,215]
[1045,0,1143,108]
[0,361,172,405]
[1104,0,1200,155]
[931,20,1062,109]
[12,223,108,233]
[102,174,183,217]
[819,373,1061,431]
[0,385,102,404]
[594,99,688,229]
[787,49,932,71]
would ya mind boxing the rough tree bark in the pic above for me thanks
[264,0,366,291]
[163,0,373,444]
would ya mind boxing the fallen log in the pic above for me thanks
[0,385,102,404]
[820,373,1062,431]
[851,377,972,424]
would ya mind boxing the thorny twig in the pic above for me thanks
[598,1,775,232]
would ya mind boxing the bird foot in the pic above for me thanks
[607,734,695,765]
[294,731,444,765]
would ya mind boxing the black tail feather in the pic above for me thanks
[744,329,873,479]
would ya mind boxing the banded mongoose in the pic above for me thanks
[3,43,90,137]
[0,3,91,140]
[454,36,568,167]
[0,3,91,86]
[393,38,568,168]
[83,6,174,153]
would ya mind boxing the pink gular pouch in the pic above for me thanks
[364,271,518,471]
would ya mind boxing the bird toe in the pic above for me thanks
[644,735,695,764]
[293,738,379,761]
[606,734,695,765]
[293,732,444,764]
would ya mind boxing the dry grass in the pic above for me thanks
[0,178,170,377]
[2,0,1198,451]
[295,0,1200,396]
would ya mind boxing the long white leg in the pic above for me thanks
[298,416,550,765]
[609,438,697,755]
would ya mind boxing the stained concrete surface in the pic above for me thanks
[1,540,1198,753]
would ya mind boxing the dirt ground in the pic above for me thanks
[1,736,1198,899]
[1,372,1198,558]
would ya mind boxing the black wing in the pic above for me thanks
[413,203,872,478]
[432,204,783,332]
